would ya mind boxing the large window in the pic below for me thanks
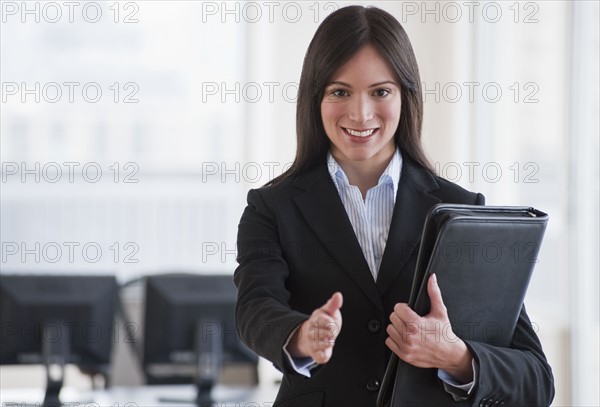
[1,1,247,277]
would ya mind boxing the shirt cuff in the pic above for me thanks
[437,359,478,401]
[282,324,318,377]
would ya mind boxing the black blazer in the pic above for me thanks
[234,153,554,407]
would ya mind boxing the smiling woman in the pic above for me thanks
[233,5,554,407]
[266,4,433,188]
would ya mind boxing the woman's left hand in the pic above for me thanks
[385,273,474,383]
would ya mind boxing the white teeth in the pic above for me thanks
[345,128,375,137]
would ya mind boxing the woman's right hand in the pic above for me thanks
[287,292,343,364]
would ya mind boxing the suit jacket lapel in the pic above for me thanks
[376,157,441,296]
[292,162,384,312]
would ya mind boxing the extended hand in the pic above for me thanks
[385,274,473,382]
[288,292,343,364]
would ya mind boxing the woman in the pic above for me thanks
[234,5,554,407]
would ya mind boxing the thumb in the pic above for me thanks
[427,274,447,316]
[321,292,343,317]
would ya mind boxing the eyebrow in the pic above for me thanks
[325,80,398,88]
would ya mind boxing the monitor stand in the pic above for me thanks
[158,319,222,406]
[195,319,222,404]
[42,323,69,407]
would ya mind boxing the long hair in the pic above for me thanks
[268,5,433,185]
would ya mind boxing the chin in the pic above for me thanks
[343,150,379,162]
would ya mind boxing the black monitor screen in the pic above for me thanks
[143,274,258,385]
[1,274,118,406]
[0,274,118,370]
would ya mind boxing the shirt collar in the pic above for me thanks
[326,148,403,201]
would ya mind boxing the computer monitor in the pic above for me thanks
[0,274,118,407]
[143,274,259,405]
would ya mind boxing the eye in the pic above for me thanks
[331,88,349,97]
[373,88,391,97]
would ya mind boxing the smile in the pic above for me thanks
[343,128,378,138]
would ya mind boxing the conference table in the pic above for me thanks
[0,383,280,406]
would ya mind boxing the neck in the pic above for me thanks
[334,147,395,198]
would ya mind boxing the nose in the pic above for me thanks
[348,94,373,123]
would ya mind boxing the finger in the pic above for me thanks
[314,323,340,343]
[388,314,418,344]
[313,350,325,364]
[313,341,334,362]
[313,347,332,364]
[385,337,403,359]
[308,315,340,342]
[386,336,422,367]
[388,311,403,330]
[393,303,420,326]
[386,322,403,344]
[323,321,341,341]
[321,292,343,317]
[427,274,447,317]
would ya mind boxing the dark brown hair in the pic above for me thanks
[269,5,433,185]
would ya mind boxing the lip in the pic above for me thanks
[342,127,379,143]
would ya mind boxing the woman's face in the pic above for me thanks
[321,45,401,166]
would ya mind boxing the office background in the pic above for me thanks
[1,1,598,406]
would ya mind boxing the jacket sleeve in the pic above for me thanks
[233,188,309,374]
[466,305,555,406]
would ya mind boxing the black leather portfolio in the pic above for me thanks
[377,204,548,407]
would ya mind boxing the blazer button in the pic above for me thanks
[366,378,380,392]
[367,319,381,333]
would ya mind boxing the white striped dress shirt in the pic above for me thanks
[326,148,402,280]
